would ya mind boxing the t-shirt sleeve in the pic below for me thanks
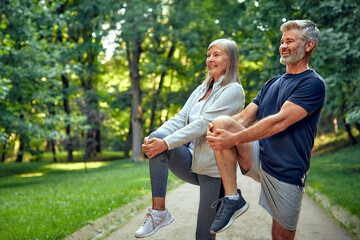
[252,90,261,106]
[288,78,326,115]
[252,76,281,106]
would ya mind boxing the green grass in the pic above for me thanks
[0,160,182,240]
[307,145,360,218]
[306,141,360,238]
[5,151,125,163]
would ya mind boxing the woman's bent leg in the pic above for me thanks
[149,131,199,198]
[148,131,198,208]
[140,130,201,238]
[136,130,185,238]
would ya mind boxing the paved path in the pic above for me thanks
[104,174,354,240]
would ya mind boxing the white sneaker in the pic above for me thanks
[135,207,174,238]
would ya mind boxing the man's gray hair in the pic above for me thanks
[280,20,320,56]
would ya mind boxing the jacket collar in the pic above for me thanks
[208,75,225,92]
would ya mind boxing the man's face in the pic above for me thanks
[279,29,306,65]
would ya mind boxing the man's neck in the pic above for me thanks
[286,59,310,74]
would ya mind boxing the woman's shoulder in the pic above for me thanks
[222,82,244,93]
[226,81,242,87]
[211,82,244,102]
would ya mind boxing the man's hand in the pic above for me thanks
[142,137,168,158]
[206,123,236,150]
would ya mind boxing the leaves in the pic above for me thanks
[0,0,358,162]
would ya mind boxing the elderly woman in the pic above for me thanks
[135,39,245,240]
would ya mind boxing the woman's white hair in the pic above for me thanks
[203,39,241,87]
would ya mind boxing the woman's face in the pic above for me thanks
[206,45,229,82]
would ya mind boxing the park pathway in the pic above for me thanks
[104,174,354,240]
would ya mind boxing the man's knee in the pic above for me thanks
[212,115,244,133]
[212,115,233,130]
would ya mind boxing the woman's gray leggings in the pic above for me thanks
[149,131,223,240]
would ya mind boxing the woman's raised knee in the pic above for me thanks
[149,131,167,140]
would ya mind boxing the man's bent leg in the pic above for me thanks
[214,147,238,196]
[272,219,296,240]
[209,116,252,234]
[211,116,253,195]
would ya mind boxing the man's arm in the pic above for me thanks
[207,101,308,150]
[231,102,258,128]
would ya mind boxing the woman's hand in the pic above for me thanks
[142,137,168,158]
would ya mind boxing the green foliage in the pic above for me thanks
[308,0,360,124]
[1,0,359,161]
[0,160,183,239]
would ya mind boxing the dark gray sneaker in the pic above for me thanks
[210,189,249,234]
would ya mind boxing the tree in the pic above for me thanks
[0,0,62,162]
[304,0,360,143]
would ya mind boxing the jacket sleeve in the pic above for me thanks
[164,83,245,150]
[156,85,202,136]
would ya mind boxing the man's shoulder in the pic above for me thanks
[300,70,326,90]
[303,69,325,82]
[261,74,283,89]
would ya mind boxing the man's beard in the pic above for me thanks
[280,44,305,65]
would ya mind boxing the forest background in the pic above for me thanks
[1,0,359,163]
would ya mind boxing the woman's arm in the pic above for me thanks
[164,83,245,150]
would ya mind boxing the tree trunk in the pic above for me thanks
[85,128,97,159]
[127,39,143,161]
[48,104,57,162]
[344,118,357,145]
[96,128,101,153]
[149,45,176,133]
[1,142,6,162]
[16,112,25,162]
[130,69,143,161]
[80,71,102,160]
[62,74,73,162]
[124,120,132,159]
[66,124,73,162]
[50,140,57,162]
[16,134,25,162]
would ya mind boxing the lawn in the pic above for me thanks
[0,159,182,239]
[4,151,125,163]
[306,143,360,237]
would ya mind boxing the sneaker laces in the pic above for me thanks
[211,197,226,209]
[142,212,155,229]
[211,197,232,217]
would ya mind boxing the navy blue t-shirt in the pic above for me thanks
[253,69,326,186]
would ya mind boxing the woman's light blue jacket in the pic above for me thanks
[157,76,245,177]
